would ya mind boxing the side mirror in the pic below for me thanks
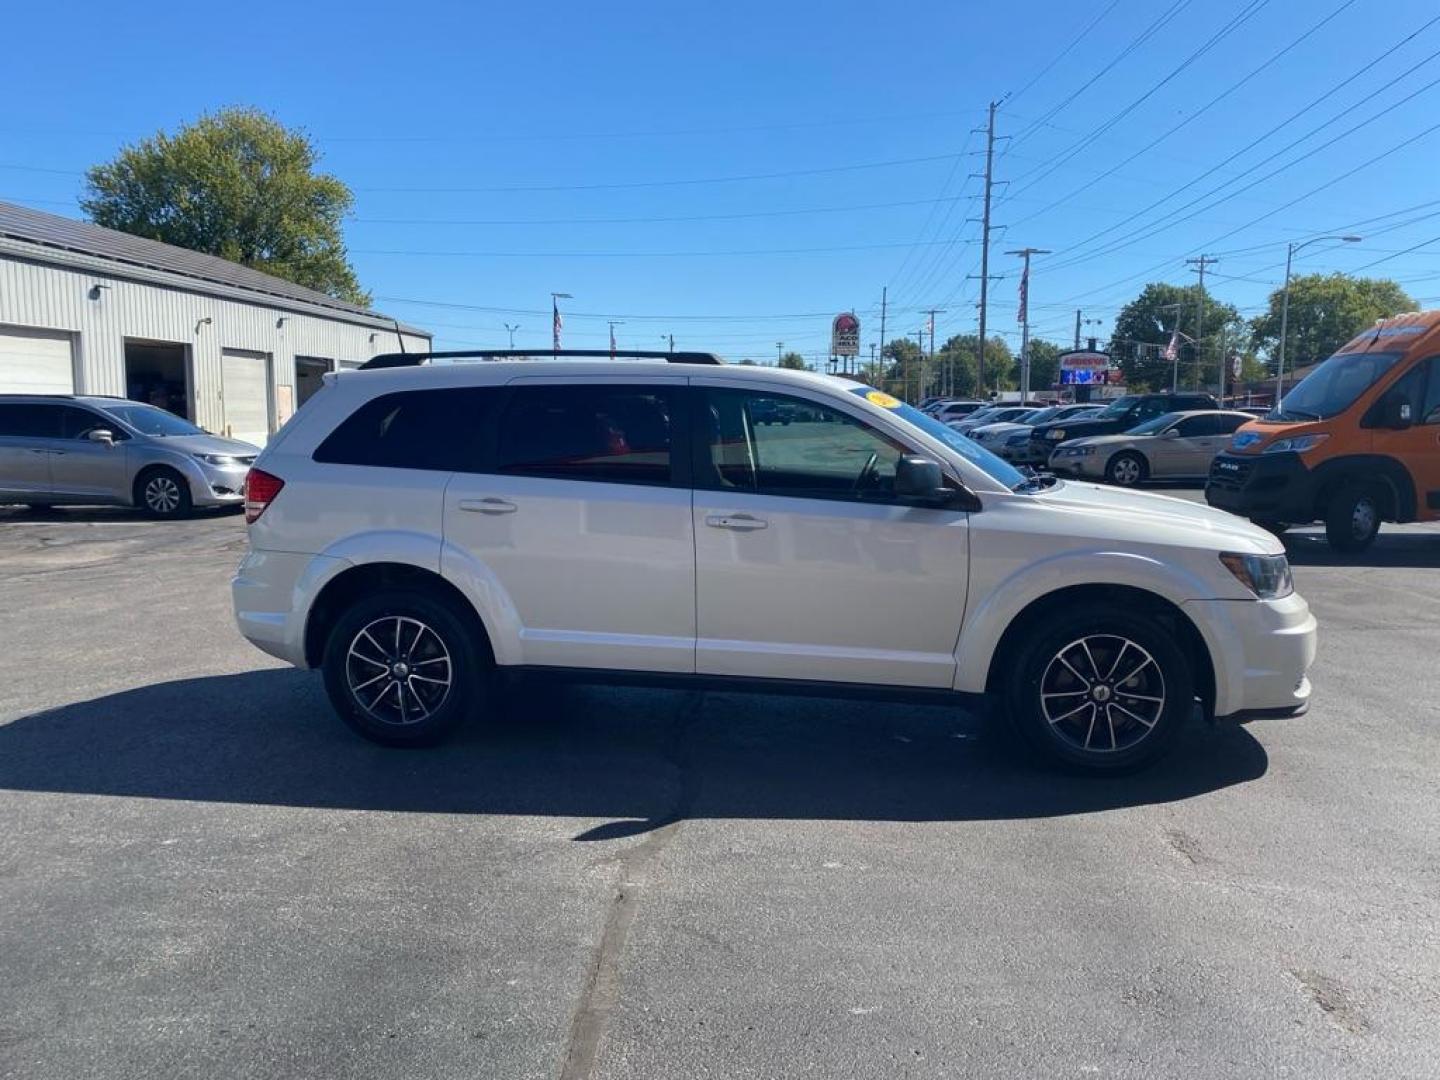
[894,455,980,511]
[87,429,115,446]
[1160,428,1180,439]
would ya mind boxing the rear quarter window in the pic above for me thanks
[313,388,499,471]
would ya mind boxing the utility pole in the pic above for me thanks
[922,308,944,403]
[1006,248,1049,401]
[776,341,784,367]
[1186,255,1217,397]
[913,330,926,402]
[977,101,998,392]
[1073,310,1102,350]
[661,333,675,354]
[877,286,888,384]
[868,342,876,384]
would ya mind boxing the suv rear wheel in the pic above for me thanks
[1323,481,1382,553]
[1005,606,1193,772]
[322,589,485,746]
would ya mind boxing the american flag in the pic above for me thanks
[609,324,617,359]
[553,299,563,351]
[1017,262,1029,326]
[1163,328,1179,363]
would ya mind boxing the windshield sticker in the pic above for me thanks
[865,390,902,409]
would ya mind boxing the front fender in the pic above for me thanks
[953,549,1221,694]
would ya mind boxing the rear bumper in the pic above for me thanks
[232,548,349,667]
[1205,451,1314,522]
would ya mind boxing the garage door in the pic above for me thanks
[0,325,75,394]
[220,349,272,448]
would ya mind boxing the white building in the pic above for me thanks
[0,201,430,446]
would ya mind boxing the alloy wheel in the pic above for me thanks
[1110,455,1142,486]
[1039,634,1166,753]
[345,615,454,726]
[145,475,182,514]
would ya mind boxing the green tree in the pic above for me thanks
[930,334,1014,398]
[1111,282,1241,392]
[1249,273,1414,371]
[882,338,925,399]
[1022,339,1063,395]
[82,107,368,305]
[777,351,809,370]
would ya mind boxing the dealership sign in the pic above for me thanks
[831,312,860,357]
[1058,349,1115,386]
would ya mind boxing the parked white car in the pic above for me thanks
[233,355,1316,772]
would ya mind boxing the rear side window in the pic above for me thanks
[1421,357,1440,424]
[1214,414,1250,434]
[1174,415,1215,437]
[0,403,61,437]
[314,388,497,470]
[495,385,676,485]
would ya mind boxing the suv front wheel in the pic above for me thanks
[322,589,484,746]
[1005,606,1193,772]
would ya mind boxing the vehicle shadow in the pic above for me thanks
[0,504,243,524]
[0,669,1269,839]
[1283,528,1440,569]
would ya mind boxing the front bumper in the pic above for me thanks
[186,459,252,506]
[1182,591,1317,719]
[1047,450,1104,478]
[1204,451,1314,522]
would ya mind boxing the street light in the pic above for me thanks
[1276,236,1362,404]
[503,323,519,348]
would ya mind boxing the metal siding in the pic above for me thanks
[0,256,431,436]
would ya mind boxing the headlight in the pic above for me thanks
[194,453,245,466]
[1262,434,1328,454]
[1046,429,1067,441]
[1006,433,1029,446]
[1219,552,1293,599]
[1056,445,1095,457]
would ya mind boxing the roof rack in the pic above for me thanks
[359,348,723,371]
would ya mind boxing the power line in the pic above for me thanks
[352,237,982,259]
[1007,0,1125,107]
[355,151,966,194]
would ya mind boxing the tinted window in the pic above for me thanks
[1132,397,1171,422]
[0,403,61,438]
[1214,413,1250,434]
[1419,357,1440,424]
[59,406,120,439]
[315,388,496,470]
[1174,415,1216,437]
[496,385,675,484]
[700,389,909,501]
[1177,396,1217,411]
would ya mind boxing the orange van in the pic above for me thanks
[1206,309,1440,552]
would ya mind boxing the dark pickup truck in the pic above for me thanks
[1029,392,1219,463]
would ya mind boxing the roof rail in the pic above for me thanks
[358,348,723,371]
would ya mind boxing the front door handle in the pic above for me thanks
[706,513,768,531]
[458,497,517,514]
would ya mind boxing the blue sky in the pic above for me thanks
[5,0,1440,362]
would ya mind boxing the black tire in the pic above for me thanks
[1005,605,1194,773]
[1105,451,1147,487]
[134,467,192,519]
[1323,482,1382,553]
[322,588,486,747]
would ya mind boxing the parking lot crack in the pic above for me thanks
[558,690,703,1080]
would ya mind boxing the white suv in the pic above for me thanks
[232,353,1316,772]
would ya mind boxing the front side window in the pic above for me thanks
[1096,395,1139,419]
[496,384,675,485]
[1174,415,1217,437]
[59,406,124,440]
[700,389,909,502]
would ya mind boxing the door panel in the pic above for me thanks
[692,385,969,688]
[0,403,55,497]
[442,379,695,672]
[44,406,129,501]
[1370,357,1440,520]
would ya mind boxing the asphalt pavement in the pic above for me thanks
[1,497,1437,1079]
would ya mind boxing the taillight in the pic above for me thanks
[243,468,285,524]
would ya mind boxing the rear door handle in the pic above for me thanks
[705,513,768,531]
[458,497,517,514]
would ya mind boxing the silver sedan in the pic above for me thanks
[1047,410,1255,486]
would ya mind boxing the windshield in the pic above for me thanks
[100,402,205,437]
[1096,395,1138,418]
[850,387,1025,489]
[1270,350,1404,421]
[1126,412,1182,435]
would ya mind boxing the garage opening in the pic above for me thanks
[295,356,333,407]
[0,324,76,393]
[124,340,191,419]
